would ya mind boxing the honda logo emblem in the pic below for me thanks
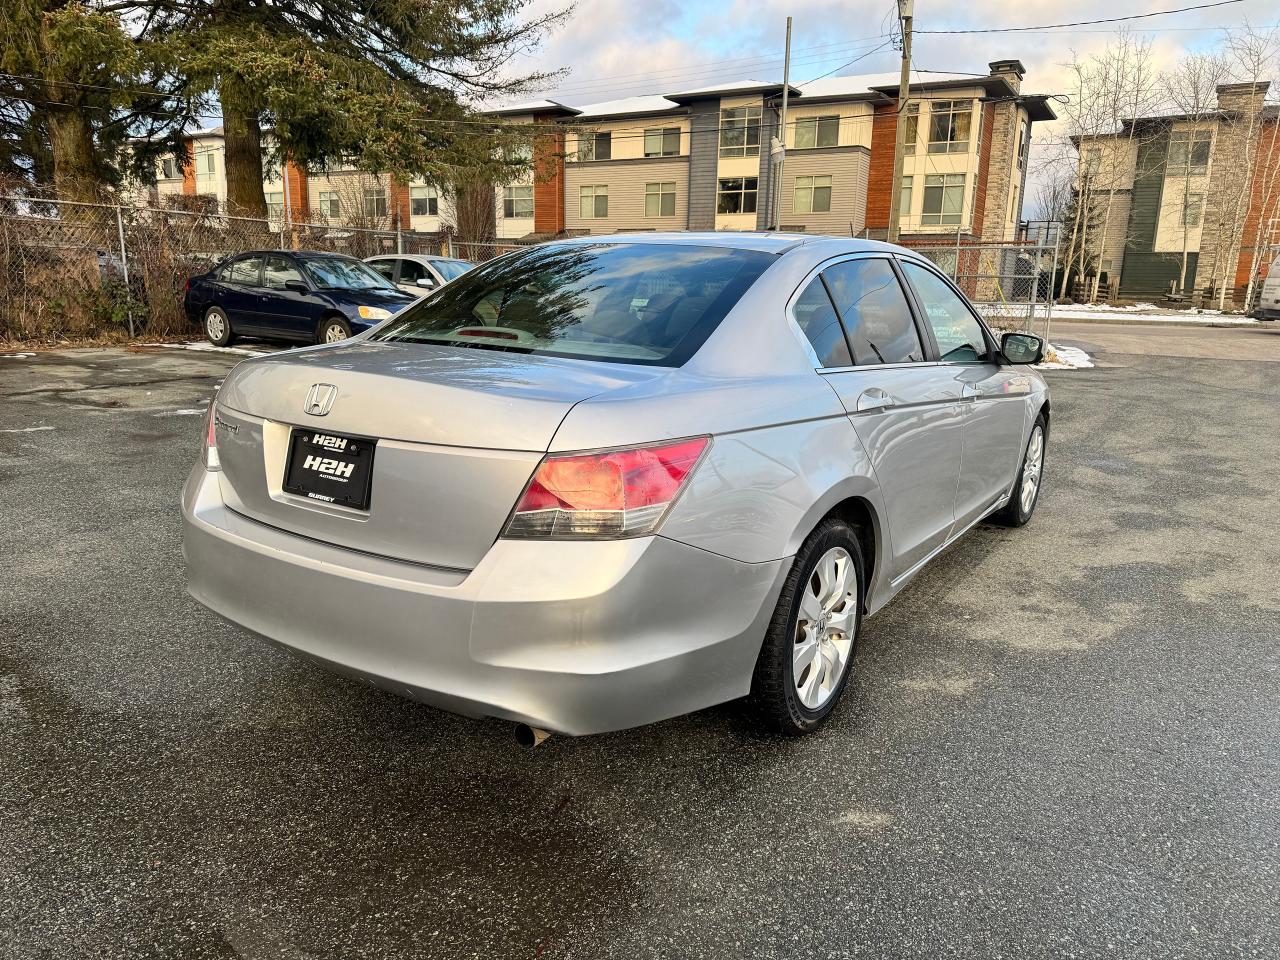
[304,383,338,417]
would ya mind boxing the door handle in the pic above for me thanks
[856,388,894,413]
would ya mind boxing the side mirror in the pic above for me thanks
[1001,332,1044,365]
[284,279,310,295]
[416,276,437,288]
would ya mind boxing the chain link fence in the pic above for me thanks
[0,196,462,342]
[901,237,1060,339]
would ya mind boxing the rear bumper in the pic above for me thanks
[1251,306,1280,320]
[182,465,787,735]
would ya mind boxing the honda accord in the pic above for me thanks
[183,234,1050,738]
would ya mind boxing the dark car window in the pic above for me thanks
[399,259,428,282]
[367,259,397,282]
[306,256,397,291]
[822,258,923,365]
[793,276,852,368]
[900,261,990,362]
[371,242,776,366]
[264,255,305,290]
[226,256,262,286]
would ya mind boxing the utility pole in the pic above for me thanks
[886,0,913,244]
[771,16,793,230]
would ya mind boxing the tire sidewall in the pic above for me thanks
[204,307,231,346]
[781,523,865,730]
[1013,420,1046,523]
[318,316,351,344]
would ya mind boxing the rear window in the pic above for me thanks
[370,242,776,366]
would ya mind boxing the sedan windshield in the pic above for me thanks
[305,257,397,291]
[431,259,472,281]
[370,243,776,366]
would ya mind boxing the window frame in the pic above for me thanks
[644,181,677,218]
[578,131,612,161]
[1182,192,1205,227]
[785,253,933,371]
[926,99,973,155]
[411,185,439,217]
[643,127,682,158]
[793,175,833,214]
[718,105,763,158]
[502,184,534,219]
[921,173,966,226]
[895,255,998,365]
[318,191,341,219]
[794,115,840,149]
[716,177,759,215]
[579,184,608,219]
[363,187,389,219]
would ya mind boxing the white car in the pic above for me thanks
[365,254,474,298]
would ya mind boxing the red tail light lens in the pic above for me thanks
[503,437,710,539]
[204,401,220,471]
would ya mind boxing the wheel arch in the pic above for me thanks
[787,482,888,613]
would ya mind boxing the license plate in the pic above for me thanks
[282,429,377,510]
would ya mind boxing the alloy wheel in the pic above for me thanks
[324,323,348,343]
[1020,426,1044,514]
[792,546,858,710]
[205,311,226,342]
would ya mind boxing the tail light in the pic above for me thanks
[184,277,191,294]
[502,437,710,540]
[203,401,220,471]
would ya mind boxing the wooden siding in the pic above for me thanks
[776,147,870,236]
[563,157,690,234]
[687,100,720,231]
[1119,131,1195,296]
[863,104,897,231]
[532,116,566,234]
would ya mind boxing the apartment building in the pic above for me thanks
[1074,81,1280,304]
[134,60,1052,252]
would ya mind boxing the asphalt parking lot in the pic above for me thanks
[2,326,1278,959]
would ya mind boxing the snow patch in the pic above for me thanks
[1,353,35,359]
[1036,344,1094,370]
[153,408,207,417]
[1052,303,1252,324]
[0,425,54,433]
[145,341,269,356]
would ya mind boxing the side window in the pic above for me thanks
[822,258,923,365]
[399,259,427,283]
[368,259,397,282]
[263,256,304,290]
[900,261,989,362]
[792,277,852,368]
[226,256,262,285]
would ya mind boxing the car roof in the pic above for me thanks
[544,231,906,258]
[229,250,359,261]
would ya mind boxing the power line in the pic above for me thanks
[794,39,898,88]
[915,0,1244,34]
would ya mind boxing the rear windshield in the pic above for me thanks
[369,242,776,366]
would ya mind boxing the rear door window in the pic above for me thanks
[899,261,990,362]
[399,259,429,283]
[822,258,923,365]
[792,277,852,367]
[371,242,776,367]
[226,256,262,286]
[367,259,397,283]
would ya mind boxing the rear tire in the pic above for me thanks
[317,316,351,345]
[748,518,865,736]
[993,414,1047,527]
[204,306,233,347]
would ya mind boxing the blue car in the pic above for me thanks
[185,250,419,346]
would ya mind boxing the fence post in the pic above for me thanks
[1045,233,1061,342]
[396,221,403,254]
[114,204,135,339]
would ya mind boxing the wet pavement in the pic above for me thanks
[1,334,1277,958]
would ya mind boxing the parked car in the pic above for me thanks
[184,234,1050,741]
[184,250,418,346]
[1252,252,1280,320]
[365,254,474,297]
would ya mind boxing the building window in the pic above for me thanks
[644,127,681,157]
[1169,130,1211,174]
[904,103,919,155]
[578,132,611,161]
[927,100,972,154]
[160,157,179,180]
[363,188,388,219]
[717,177,758,215]
[1017,119,1029,168]
[1083,147,1102,178]
[1183,192,1204,227]
[795,115,839,149]
[719,105,762,158]
[318,191,341,219]
[794,175,832,214]
[265,191,284,219]
[899,176,913,221]
[580,184,608,219]
[921,174,965,225]
[503,185,533,218]
[203,151,216,173]
[410,185,439,217]
[643,181,676,218]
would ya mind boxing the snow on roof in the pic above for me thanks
[573,94,682,119]
[665,79,787,98]
[483,98,580,116]
[795,71,983,98]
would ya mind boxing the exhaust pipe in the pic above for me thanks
[514,723,552,748]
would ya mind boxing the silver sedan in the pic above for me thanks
[183,233,1050,739]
